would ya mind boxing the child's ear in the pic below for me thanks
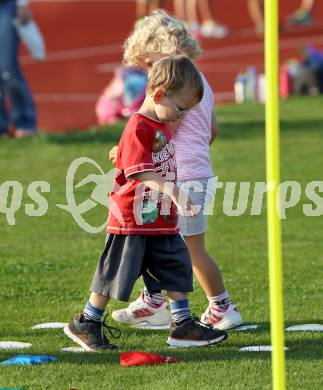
[153,89,165,104]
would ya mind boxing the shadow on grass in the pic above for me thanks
[40,122,125,145]
[67,317,321,363]
[1,117,318,146]
[219,119,323,140]
[46,118,322,144]
[0,320,322,365]
[171,336,322,363]
[7,336,319,366]
[0,337,322,368]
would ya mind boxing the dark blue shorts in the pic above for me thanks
[90,234,193,301]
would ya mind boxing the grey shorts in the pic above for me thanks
[177,177,214,236]
[90,234,193,302]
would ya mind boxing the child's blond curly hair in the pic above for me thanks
[123,10,202,67]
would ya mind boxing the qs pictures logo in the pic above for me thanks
[56,157,118,233]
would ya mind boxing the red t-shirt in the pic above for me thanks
[107,113,179,235]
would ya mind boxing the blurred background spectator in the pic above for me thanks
[16,0,323,132]
[248,0,316,35]
[247,0,264,35]
[95,65,147,126]
[173,0,228,39]
[136,0,164,20]
[96,0,230,125]
[288,0,316,25]
[0,0,37,138]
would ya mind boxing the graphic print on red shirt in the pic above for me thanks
[107,113,179,235]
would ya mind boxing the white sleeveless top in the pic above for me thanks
[174,73,214,181]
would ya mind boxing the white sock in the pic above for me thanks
[143,287,166,308]
[207,291,230,306]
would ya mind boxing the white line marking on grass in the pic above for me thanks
[0,341,32,349]
[231,324,261,332]
[240,346,289,352]
[286,324,323,332]
[62,347,87,352]
[32,322,67,329]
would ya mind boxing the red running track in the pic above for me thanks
[23,0,323,132]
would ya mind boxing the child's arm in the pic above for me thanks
[210,111,218,145]
[130,171,196,217]
[108,145,118,164]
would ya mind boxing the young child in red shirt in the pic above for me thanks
[110,11,243,331]
[64,55,228,350]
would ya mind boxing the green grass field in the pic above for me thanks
[0,97,322,389]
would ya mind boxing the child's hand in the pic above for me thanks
[130,173,198,218]
[186,196,199,218]
[182,195,199,218]
[108,146,118,165]
[171,188,198,218]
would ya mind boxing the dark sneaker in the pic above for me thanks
[64,313,120,352]
[167,318,227,348]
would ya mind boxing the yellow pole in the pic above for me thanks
[265,1,286,389]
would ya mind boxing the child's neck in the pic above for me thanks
[138,100,160,122]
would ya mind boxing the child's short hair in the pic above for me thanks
[147,55,204,102]
[124,10,202,66]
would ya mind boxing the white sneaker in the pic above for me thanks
[200,21,228,39]
[186,21,200,34]
[201,303,243,330]
[112,294,171,330]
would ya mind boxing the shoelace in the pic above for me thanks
[192,316,213,329]
[191,316,217,345]
[97,313,121,347]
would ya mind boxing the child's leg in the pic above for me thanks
[148,0,164,13]
[288,0,314,24]
[167,291,192,323]
[185,0,199,24]
[88,292,110,311]
[64,291,118,352]
[65,234,146,350]
[247,0,264,31]
[198,0,228,38]
[197,0,215,23]
[184,232,243,329]
[112,234,194,329]
[174,0,200,35]
[184,232,225,297]
[136,0,148,19]
[300,0,315,12]
[83,292,110,323]
[173,0,188,21]
[168,291,187,301]
[166,290,228,347]
[143,288,166,307]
